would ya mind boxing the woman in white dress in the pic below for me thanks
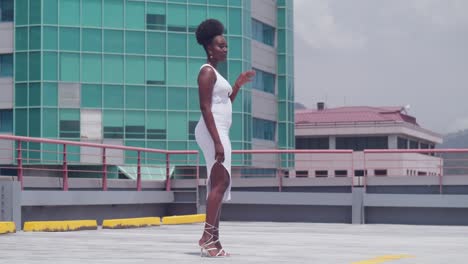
[195,19,255,257]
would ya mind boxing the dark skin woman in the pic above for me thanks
[195,19,255,257]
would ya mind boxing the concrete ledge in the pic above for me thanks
[102,217,161,229]
[228,191,353,206]
[21,191,174,206]
[162,214,205,225]
[364,194,468,208]
[23,220,98,232]
[0,222,16,234]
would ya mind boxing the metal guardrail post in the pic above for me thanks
[102,148,107,191]
[439,157,443,194]
[137,151,142,191]
[351,152,355,190]
[196,153,200,210]
[166,153,171,191]
[278,153,283,192]
[363,151,367,192]
[16,140,23,190]
[62,144,68,191]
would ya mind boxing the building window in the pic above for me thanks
[296,137,329,149]
[188,121,197,140]
[146,57,166,85]
[253,118,276,141]
[397,137,408,149]
[252,68,275,94]
[60,120,80,138]
[125,126,145,139]
[409,140,418,149]
[146,129,166,139]
[104,127,123,139]
[374,169,388,176]
[295,170,308,178]
[252,19,275,46]
[0,54,13,77]
[315,170,328,177]
[0,0,13,22]
[354,170,366,177]
[0,109,13,133]
[146,14,166,30]
[335,170,348,177]
[336,136,388,151]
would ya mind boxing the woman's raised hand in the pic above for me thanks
[235,70,256,88]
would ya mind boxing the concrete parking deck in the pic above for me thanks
[1,222,468,263]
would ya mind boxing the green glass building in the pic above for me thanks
[0,0,294,173]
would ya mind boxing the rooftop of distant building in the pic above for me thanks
[295,104,418,126]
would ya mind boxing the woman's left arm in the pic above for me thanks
[230,70,256,102]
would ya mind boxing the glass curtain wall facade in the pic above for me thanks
[11,0,293,166]
[277,0,294,166]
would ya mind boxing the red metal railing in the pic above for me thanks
[0,135,198,191]
[1,134,467,193]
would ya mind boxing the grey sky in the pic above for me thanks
[293,0,468,134]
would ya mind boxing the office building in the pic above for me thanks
[0,0,294,173]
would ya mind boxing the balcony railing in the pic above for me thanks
[0,135,467,194]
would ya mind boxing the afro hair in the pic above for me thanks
[195,19,224,48]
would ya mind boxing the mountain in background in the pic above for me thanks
[439,129,468,176]
[439,129,468,148]
[294,102,307,110]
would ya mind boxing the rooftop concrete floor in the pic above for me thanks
[1,222,468,264]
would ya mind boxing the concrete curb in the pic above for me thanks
[0,222,16,234]
[162,214,206,225]
[23,220,98,232]
[102,217,161,229]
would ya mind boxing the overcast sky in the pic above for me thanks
[293,0,468,134]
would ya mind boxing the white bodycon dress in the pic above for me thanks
[195,64,232,202]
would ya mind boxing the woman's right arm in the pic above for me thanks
[198,67,225,163]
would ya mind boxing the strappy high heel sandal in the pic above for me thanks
[212,225,230,257]
[199,223,229,257]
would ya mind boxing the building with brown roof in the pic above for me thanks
[293,104,443,178]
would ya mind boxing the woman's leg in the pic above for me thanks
[199,162,230,255]
[214,205,222,241]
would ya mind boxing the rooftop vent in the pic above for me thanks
[317,102,325,111]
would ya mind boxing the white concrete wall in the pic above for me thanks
[0,23,14,109]
[250,0,279,169]
[0,77,13,108]
[251,89,276,121]
[80,110,102,140]
[251,41,276,74]
[0,23,13,53]
[293,152,442,178]
[251,0,277,28]
[0,137,13,164]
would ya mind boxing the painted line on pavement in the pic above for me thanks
[0,222,16,234]
[352,254,414,264]
[162,214,206,225]
[102,217,161,229]
[23,220,98,232]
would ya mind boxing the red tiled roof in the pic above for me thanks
[295,106,419,126]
